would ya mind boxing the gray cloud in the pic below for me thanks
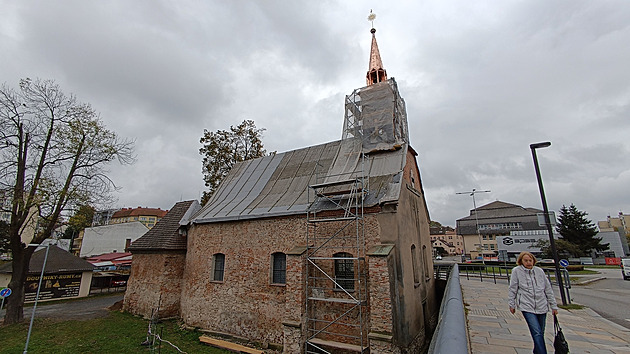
[1,0,628,227]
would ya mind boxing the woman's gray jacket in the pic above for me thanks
[508,265,558,314]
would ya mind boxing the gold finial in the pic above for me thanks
[367,10,376,30]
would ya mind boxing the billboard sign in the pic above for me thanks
[24,273,82,302]
[497,234,548,253]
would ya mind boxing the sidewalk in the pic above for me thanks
[461,277,630,354]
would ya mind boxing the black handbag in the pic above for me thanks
[554,314,569,354]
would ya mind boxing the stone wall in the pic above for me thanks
[180,214,386,349]
[173,147,436,353]
[123,252,186,318]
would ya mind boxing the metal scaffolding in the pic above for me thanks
[304,155,368,354]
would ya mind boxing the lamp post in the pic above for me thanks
[24,243,51,354]
[529,142,567,306]
[457,189,491,264]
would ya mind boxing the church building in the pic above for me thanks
[124,25,437,353]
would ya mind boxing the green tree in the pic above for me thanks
[0,78,134,324]
[430,220,443,228]
[531,239,581,259]
[63,204,95,239]
[199,119,267,204]
[556,204,608,257]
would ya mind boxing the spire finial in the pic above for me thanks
[368,9,376,30]
[366,10,387,86]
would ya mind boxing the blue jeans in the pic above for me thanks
[522,311,547,354]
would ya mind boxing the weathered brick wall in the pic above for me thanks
[368,254,393,333]
[180,214,384,348]
[180,218,305,347]
[123,252,186,318]
[176,147,434,352]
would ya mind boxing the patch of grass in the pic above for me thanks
[559,303,585,310]
[0,311,230,353]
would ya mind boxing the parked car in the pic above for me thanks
[621,258,630,280]
[111,280,127,287]
[435,255,442,260]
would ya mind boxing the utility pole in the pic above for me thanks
[457,189,491,264]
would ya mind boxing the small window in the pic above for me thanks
[334,252,354,290]
[212,253,225,282]
[272,252,286,284]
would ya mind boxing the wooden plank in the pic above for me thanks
[308,337,367,352]
[199,335,263,354]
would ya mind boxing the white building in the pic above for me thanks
[79,222,148,257]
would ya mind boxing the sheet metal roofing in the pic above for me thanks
[193,79,411,224]
[193,139,407,224]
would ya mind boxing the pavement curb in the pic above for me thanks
[579,307,630,333]
[575,276,606,285]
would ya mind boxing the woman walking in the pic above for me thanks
[508,251,559,354]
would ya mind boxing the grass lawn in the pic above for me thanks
[0,311,231,354]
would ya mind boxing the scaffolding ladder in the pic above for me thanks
[304,162,368,353]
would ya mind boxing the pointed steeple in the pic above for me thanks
[366,27,387,86]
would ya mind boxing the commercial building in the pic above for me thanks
[456,201,545,259]
[0,245,94,302]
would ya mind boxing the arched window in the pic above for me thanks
[271,252,286,284]
[411,244,420,285]
[422,245,430,282]
[212,253,225,281]
[334,252,354,290]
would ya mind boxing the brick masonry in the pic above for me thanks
[125,149,438,352]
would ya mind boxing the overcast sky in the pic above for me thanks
[2,1,629,227]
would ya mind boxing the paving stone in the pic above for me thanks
[461,277,630,354]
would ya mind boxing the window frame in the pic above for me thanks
[271,252,287,285]
[212,253,225,282]
[334,252,355,291]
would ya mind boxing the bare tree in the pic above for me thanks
[0,78,134,324]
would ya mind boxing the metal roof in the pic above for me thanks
[193,78,411,224]
[193,139,407,224]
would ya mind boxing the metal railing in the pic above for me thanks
[428,264,469,354]
[457,263,572,303]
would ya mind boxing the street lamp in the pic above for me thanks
[24,243,51,354]
[529,142,567,306]
[457,189,491,264]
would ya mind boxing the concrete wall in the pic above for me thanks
[80,222,148,257]
[0,273,9,288]
[79,271,92,297]
[123,252,186,318]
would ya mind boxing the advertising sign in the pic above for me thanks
[497,235,546,253]
[24,273,82,302]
